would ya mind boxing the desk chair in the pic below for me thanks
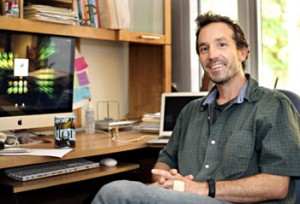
[276,89,300,202]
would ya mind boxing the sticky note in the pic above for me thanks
[81,86,91,99]
[73,88,83,103]
[77,71,90,86]
[74,56,88,71]
[73,75,79,88]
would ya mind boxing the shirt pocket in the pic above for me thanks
[220,130,255,179]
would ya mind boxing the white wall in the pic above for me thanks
[79,39,129,122]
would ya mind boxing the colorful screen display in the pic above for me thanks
[0,30,75,119]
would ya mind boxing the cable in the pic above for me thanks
[30,131,46,137]
[111,134,156,143]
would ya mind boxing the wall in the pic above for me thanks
[79,39,129,122]
[171,0,200,92]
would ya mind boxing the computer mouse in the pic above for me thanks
[100,158,118,167]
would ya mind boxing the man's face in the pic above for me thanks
[197,22,246,84]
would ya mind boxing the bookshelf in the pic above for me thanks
[0,0,171,120]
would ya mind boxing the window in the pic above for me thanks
[199,0,238,20]
[258,0,300,94]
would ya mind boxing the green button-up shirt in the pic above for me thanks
[158,75,300,204]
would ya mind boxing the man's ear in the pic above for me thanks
[238,47,249,62]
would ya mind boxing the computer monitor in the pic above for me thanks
[159,92,208,137]
[0,30,75,132]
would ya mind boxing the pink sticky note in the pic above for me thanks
[75,56,88,71]
[77,71,90,86]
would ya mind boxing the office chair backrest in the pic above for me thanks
[276,89,300,203]
[276,89,300,113]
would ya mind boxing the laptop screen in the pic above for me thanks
[159,92,208,137]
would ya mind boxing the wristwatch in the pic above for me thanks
[207,179,216,198]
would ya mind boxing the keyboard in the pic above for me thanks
[4,158,100,181]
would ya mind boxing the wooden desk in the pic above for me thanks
[0,131,159,203]
[0,131,152,169]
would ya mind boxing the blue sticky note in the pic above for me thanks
[81,86,91,99]
[73,88,83,103]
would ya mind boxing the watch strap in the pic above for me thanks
[207,179,216,198]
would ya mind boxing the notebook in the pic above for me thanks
[147,92,208,144]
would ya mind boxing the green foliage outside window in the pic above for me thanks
[261,0,288,81]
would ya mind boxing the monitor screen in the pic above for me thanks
[159,92,208,137]
[0,30,75,131]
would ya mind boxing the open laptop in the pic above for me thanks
[147,92,208,144]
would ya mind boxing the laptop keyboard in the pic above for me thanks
[4,158,100,181]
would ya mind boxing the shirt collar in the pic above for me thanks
[203,77,249,106]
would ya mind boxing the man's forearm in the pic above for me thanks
[151,163,290,203]
[215,173,290,203]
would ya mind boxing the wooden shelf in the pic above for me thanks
[0,17,168,44]
[0,163,139,193]
[0,16,117,41]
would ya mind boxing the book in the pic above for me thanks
[24,5,75,16]
[141,112,160,123]
[94,0,101,27]
[81,0,88,25]
[24,13,77,25]
[98,0,130,29]
[95,120,137,130]
[86,0,98,27]
[24,4,77,25]
[76,0,84,25]
[139,113,160,133]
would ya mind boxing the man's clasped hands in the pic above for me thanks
[150,168,209,195]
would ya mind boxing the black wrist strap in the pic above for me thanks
[207,179,216,198]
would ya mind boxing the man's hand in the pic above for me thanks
[151,168,209,195]
[151,169,182,189]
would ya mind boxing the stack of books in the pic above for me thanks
[76,0,101,28]
[95,120,137,130]
[76,0,130,29]
[139,113,160,133]
[24,4,77,25]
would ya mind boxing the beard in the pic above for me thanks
[210,72,237,84]
[205,57,240,85]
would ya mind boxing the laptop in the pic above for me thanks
[147,92,208,144]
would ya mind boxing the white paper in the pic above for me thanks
[0,148,73,158]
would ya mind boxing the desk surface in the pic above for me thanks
[0,131,156,169]
[0,131,158,193]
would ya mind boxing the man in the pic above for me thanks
[92,12,300,204]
